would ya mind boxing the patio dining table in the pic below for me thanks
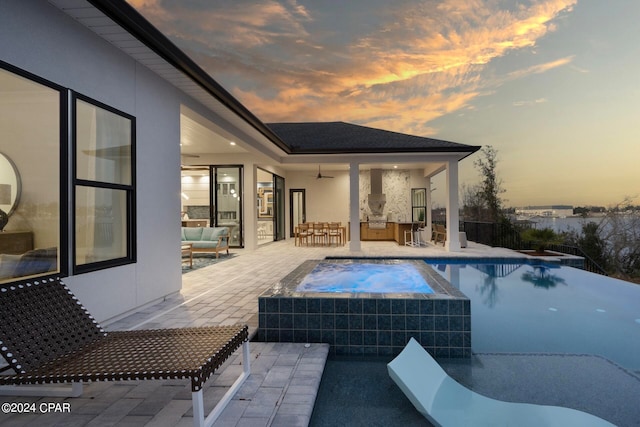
[294,223,346,246]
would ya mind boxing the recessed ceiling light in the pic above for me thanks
[230,141,236,146]
[393,165,398,169]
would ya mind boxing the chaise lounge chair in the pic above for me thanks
[387,338,615,427]
[0,277,250,427]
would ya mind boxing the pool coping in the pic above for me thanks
[261,258,467,300]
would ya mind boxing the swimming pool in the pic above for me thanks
[426,259,640,371]
[296,262,434,293]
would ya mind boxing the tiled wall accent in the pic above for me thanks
[359,170,411,221]
[258,295,471,357]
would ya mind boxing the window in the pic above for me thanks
[412,188,426,223]
[0,62,66,283]
[73,95,135,273]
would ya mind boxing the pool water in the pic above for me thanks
[296,262,434,293]
[426,260,640,371]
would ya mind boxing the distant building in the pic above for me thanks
[515,205,574,218]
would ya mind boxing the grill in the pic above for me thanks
[368,216,387,229]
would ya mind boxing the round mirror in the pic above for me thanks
[0,152,22,229]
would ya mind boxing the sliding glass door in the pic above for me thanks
[215,167,242,247]
[181,165,243,247]
[256,168,285,244]
[274,174,285,241]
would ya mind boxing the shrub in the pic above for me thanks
[520,228,562,253]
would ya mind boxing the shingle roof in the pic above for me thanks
[267,122,480,155]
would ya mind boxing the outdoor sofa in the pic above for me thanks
[181,226,230,258]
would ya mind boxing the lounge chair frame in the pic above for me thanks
[388,338,615,427]
[432,224,446,245]
[0,277,250,427]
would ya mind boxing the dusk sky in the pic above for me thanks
[129,0,639,208]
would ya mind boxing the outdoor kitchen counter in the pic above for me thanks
[359,222,414,244]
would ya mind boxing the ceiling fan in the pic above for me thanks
[315,165,334,179]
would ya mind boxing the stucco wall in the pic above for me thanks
[282,168,430,233]
[0,1,182,322]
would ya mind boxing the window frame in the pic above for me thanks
[72,93,136,274]
[0,60,68,283]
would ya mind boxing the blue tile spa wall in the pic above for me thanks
[258,295,471,357]
[257,259,471,357]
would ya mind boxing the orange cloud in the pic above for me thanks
[129,0,578,136]
[505,56,574,81]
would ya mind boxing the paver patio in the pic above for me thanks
[2,240,638,426]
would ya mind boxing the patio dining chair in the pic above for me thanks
[311,222,328,246]
[388,338,615,427]
[296,222,310,246]
[327,222,342,246]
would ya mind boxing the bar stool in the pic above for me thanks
[404,223,419,247]
[404,228,415,246]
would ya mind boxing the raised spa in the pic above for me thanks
[258,259,470,357]
[296,262,434,294]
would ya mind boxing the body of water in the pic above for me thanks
[527,216,602,233]
[526,214,639,237]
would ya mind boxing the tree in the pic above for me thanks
[462,146,506,222]
[461,183,483,221]
[565,198,640,282]
[597,198,640,280]
[576,222,608,271]
[474,146,505,222]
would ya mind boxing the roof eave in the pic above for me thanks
[87,0,292,154]
[288,145,482,156]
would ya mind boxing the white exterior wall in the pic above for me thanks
[1,1,183,322]
[285,170,350,224]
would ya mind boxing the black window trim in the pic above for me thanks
[0,60,69,282]
[71,92,136,275]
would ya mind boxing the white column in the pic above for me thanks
[447,264,461,289]
[445,159,461,252]
[243,163,257,250]
[426,177,433,242]
[349,162,361,252]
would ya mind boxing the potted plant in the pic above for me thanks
[520,228,562,255]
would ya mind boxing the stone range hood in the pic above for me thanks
[367,169,386,228]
